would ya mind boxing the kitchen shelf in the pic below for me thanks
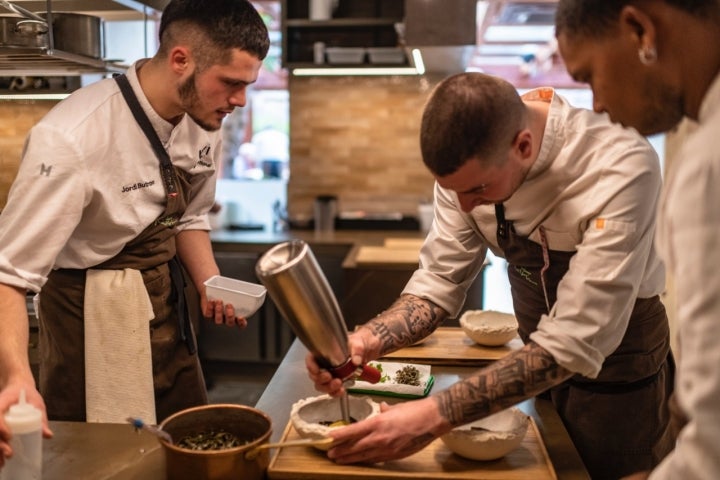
[0,45,127,75]
[285,18,399,28]
[282,0,409,70]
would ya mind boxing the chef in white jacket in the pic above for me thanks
[556,1,720,479]
[0,0,269,469]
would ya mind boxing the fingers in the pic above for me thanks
[304,353,345,396]
[205,300,247,328]
[348,333,369,366]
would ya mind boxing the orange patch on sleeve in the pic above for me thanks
[595,218,606,229]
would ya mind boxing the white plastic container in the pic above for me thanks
[367,47,406,65]
[309,0,335,20]
[325,47,366,64]
[1,390,42,480]
[204,275,267,317]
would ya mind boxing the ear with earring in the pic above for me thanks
[638,45,658,65]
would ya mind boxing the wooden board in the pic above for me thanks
[379,327,523,366]
[267,417,557,480]
[383,238,425,249]
[353,246,421,266]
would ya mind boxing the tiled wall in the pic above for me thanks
[286,74,439,220]
[0,75,440,218]
[0,101,58,209]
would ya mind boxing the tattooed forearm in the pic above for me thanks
[364,294,447,356]
[435,341,573,426]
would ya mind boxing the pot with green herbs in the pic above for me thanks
[159,404,272,480]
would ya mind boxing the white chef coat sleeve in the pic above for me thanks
[0,123,90,292]
[530,144,663,378]
[176,134,222,232]
[649,133,720,480]
[402,182,488,317]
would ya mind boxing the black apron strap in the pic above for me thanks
[114,74,194,355]
[114,74,178,198]
[169,257,197,355]
[495,203,508,239]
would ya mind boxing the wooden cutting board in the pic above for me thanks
[353,246,421,266]
[380,327,523,366]
[267,417,557,480]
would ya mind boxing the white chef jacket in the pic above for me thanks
[403,88,665,378]
[0,61,220,293]
[650,72,720,480]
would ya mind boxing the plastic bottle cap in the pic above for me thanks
[4,389,42,435]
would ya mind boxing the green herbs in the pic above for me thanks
[176,430,244,451]
[369,363,423,386]
[394,365,421,386]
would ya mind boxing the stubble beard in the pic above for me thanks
[178,72,221,132]
[634,79,685,136]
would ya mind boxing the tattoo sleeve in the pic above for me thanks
[362,294,448,357]
[435,341,574,427]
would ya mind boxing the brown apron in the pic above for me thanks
[37,74,207,422]
[495,203,675,479]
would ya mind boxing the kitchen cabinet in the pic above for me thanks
[281,0,407,68]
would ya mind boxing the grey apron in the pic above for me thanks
[495,203,675,479]
[37,74,207,422]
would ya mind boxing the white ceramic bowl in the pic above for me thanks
[440,407,530,461]
[290,394,380,450]
[459,310,518,347]
[203,275,267,317]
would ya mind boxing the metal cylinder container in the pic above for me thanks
[255,240,349,370]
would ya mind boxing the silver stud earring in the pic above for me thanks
[638,46,658,65]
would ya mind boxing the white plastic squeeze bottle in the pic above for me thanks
[1,389,42,480]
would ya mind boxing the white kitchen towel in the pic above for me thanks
[84,268,156,424]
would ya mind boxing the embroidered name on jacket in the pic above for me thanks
[121,179,156,193]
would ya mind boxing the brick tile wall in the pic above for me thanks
[0,75,441,218]
[0,101,58,209]
[287,75,438,220]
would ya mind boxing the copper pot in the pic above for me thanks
[159,404,273,480]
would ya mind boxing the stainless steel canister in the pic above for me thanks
[255,240,379,382]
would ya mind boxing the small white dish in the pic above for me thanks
[459,310,518,347]
[290,394,380,450]
[203,275,267,317]
[440,407,530,461]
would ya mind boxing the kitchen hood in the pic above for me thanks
[402,0,479,75]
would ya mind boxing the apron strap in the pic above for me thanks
[168,257,197,355]
[537,226,552,313]
[114,74,178,198]
[495,203,508,239]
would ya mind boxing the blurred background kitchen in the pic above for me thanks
[0,0,674,406]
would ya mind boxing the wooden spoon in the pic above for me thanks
[245,437,333,460]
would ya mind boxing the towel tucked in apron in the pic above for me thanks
[84,268,155,423]
[37,74,207,423]
[494,204,676,480]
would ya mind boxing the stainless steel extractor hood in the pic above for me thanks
[402,0,479,75]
